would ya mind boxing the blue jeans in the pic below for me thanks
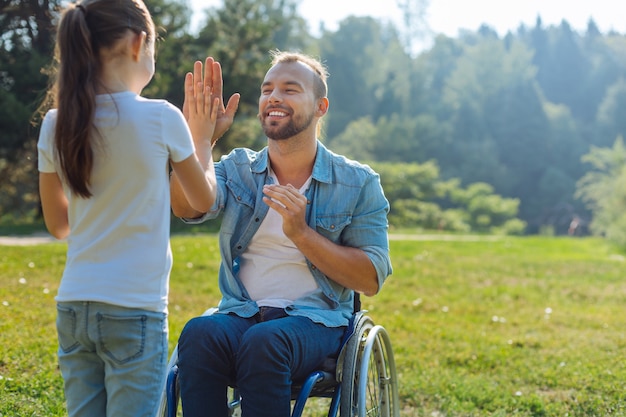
[56,301,168,417]
[177,308,345,417]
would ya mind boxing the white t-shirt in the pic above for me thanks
[238,171,318,308]
[37,92,195,313]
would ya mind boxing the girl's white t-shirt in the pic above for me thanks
[37,92,195,313]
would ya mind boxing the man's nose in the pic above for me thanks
[268,91,283,104]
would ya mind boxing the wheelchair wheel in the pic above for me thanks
[338,314,399,417]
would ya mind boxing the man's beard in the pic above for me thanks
[262,111,314,140]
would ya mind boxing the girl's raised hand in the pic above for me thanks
[185,61,219,147]
[182,57,240,147]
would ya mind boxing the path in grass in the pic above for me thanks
[0,233,506,246]
[0,234,56,245]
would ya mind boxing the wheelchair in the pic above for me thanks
[158,295,399,417]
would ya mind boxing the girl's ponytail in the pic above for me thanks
[55,5,97,198]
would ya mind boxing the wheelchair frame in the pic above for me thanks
[158,297,399,417]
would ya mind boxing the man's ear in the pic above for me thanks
[131,31,147,62]
[316,97,329,117]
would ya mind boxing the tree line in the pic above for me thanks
[2,0,625,243]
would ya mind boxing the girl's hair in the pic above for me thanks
[42,0,155,198]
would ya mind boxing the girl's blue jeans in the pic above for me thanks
[56,301,168,417]
[177,308,345,417]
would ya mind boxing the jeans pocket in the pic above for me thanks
[56,305,79,353]
[97,313,146,365]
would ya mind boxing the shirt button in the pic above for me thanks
[330,225,335,229]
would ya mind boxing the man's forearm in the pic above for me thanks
[291,227,379,296]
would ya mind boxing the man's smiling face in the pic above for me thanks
[258,61,318,140]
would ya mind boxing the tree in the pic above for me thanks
[0,0,61,220]
[372,161,525,234]
[438,38,513,190]
[319,17,406,139]
[372,161,450,230]
[535,101,588,232]
[149,0,192,36]
[595,78,626,148]
[535,22,591,120]
[435,35,562,227]
[329,113,447,167]
[576,137,626,246]
[411,35,464,119]
[0,0,59,155]
[395,0,430,56]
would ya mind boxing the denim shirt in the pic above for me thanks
[184,141,392,327]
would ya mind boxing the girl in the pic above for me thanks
[37,0,220,415]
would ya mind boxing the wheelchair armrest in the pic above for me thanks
[201,307,219,316]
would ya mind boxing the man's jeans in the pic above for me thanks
[56,301,168,417]
[177,308,345,417]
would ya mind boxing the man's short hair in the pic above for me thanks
[269,50,328,100]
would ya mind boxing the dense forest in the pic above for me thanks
[2,0,626,241]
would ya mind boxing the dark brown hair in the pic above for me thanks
[40,0,155,198]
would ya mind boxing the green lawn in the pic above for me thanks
[1,234,625,416]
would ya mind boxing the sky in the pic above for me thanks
[189,0,625,51]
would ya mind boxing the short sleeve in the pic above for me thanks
[161,103,195,163]
[37,110,58,173]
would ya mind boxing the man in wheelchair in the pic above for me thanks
[169,50,393,417]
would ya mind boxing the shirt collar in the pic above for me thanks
[250,140,333,184]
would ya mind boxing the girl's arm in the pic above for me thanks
[39,172,70,240]
[170,63,220,215]
[171,57,239,218]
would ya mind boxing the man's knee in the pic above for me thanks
[179,316,206,347]
[239,323,293,369]
[179,316,226,359]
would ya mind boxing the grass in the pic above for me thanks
[0,220,47,236]
[0,215,218,237]
[1,234,625,416]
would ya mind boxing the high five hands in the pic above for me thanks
[183,57,240,147]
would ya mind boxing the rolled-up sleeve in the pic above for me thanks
[342,171,393,289]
